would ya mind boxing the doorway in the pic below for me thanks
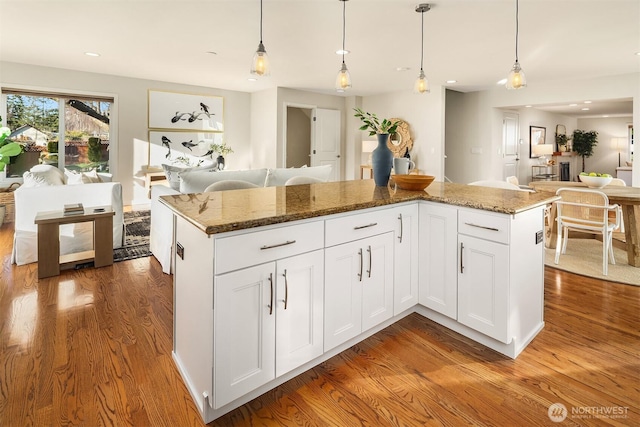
[286,106,312,168]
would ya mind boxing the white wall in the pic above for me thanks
[361,86,446,181]
[1,61,251,205]
[444,73,639,186]
[576,116,633,177]
[250,88,278,169]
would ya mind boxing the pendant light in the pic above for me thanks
[506,0,526,89]
[335,0,352,91]
[250,0,270,76]
[414,4,431,94]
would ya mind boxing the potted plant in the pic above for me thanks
[572,129,598,172]
[354,108,400,186]
[0,126,23,179]
[208,141,233,170]
[555,133,569,152]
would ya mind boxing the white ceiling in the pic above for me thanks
[1,0,638,116]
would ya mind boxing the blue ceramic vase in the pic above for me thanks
[371,133,393,186]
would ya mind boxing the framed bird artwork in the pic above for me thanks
[148,130,224,167]
[148,90,224,131]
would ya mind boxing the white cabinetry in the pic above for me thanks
[324,230,394,352]
[419,203,458,319]
[213,223,324,409]
[214,250,324,408]
[393,204,419,315]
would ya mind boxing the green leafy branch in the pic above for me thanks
[354,108,400,136]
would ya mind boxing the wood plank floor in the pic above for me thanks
[0,221,638,426]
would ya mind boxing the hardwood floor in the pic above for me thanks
[0,221,638,426]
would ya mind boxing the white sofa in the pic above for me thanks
[11,180,124,266]
[150,165,332,273]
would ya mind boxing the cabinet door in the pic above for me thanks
[458,235,509,343]
[361,232,394,332]
[324,239,363,352]
[419,203,458,319]
[394,204,419,315]
[214,263,276,409]
[174,215,214,414]
[275,250,324,377]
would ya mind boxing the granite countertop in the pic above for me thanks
[159,180,560,235]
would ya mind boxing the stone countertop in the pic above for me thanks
[159,180,560,235]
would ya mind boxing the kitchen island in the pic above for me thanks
[160,180,559,423]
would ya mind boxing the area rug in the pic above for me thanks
[113,210,151,263]
[545,239,639,286]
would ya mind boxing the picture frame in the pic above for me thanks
[148,90,224,131]
[148,130,223,167]
[529,126,546,158]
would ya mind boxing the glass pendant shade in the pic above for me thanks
[335,62,352,90]
[414,70,429,93]
[250,42,270,76]
[506,60,526,90]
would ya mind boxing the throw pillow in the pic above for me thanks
[265,165,332,187]
[179,168,269,193]
[22,166,66,187]
[65,168,104,185]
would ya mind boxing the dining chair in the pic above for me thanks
[505,176,534,191]
[606,177,626,232]
[554,188,621,275]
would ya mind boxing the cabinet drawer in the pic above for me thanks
[325,208,396,247]
[458,209,509,244]
[215,220,324,274]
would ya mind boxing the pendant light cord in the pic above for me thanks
[514,0,519,62]
[260,0,264,43]
[341,0,346,64]
[420,9,424,71]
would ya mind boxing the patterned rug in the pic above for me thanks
[113,210,151,262]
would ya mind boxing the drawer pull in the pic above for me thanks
[353,222,378,230]
[260,240,296,250]
[465,222,500,232]
[358,248,363,282]
[460,242,464,274]
[367,245,372,278]
[268,273,274,315]
[398,214,403,243]
[282,269,289,310]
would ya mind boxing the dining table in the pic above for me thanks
[529,181,640,268]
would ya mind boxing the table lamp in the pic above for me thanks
[533,143,554,165]
[362,140,377,165]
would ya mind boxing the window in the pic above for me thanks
[2,89,113,177]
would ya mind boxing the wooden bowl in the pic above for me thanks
[391,174,435,191]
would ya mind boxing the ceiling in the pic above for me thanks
[0,0,638,116]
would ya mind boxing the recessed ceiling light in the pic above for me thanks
[396,67,410,72]
[336,89,345,93]
[603,115,609,118]
[84,52,100,57]
[496,78,507,85]
[247,77,257,82]
[446,80,457,84]
[336,49,350,55]
[525,105,532,108]
[584,100,592,104]
[569,103,578,107]
[581,107,590,111]
[636,51,640,56]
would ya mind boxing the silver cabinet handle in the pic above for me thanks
[398,213,403,243]
[358,248,363,282]
[268,273,274,315]
[367,245,372,278]
[353,222,378,230]
[282,269,288,310]
[460,242,464,274]
[261,240,296,250]
[464,222,499,232]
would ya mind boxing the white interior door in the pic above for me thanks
[502,112,519,182]
[312,108,341,181]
